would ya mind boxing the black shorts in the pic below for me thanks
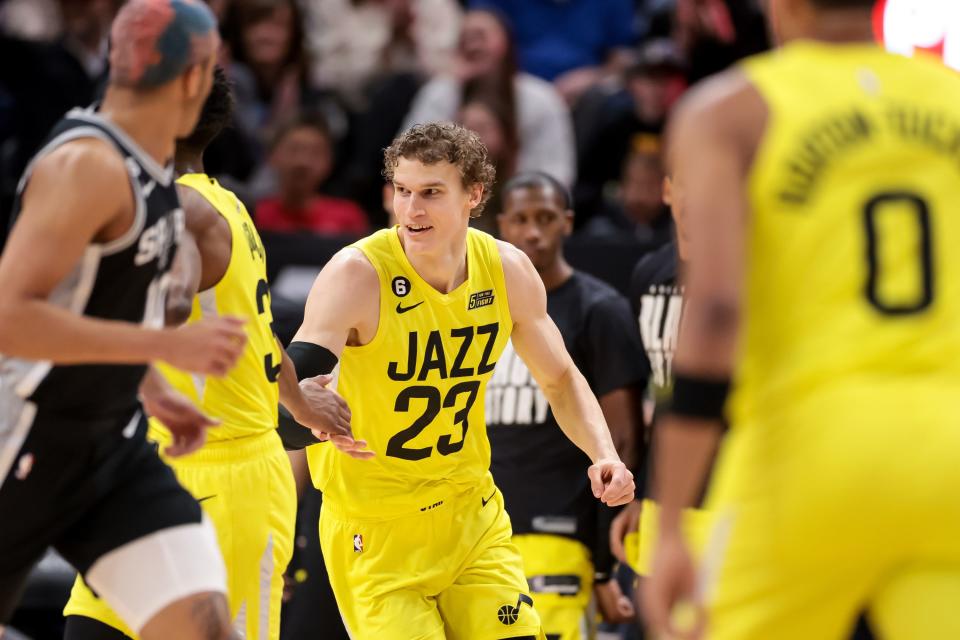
[0,410,201,623]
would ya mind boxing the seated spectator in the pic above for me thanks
[301,0,461,109]
[403,8,575,186]
[470,0,636,103]
[457,87,518,235]
[223,0,349,155]
[255,114,369,236]
[584,138,672,247]
[0,0,121,235]
[575,39,686,219]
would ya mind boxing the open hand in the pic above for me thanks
[141,382,219,457]
[163,315,247,377]
[299,375,374,460]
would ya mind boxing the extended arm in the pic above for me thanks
[0,139,172,362]
[281,248,381,458]
[500,242,635,506]
[641,70,765,637]
[0,140,246,375]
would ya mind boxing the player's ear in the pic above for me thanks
[183,64,202,100]
[562,210,574,237]
[468,183,483,209]
[183,59,212,100]
[663,176,673,207]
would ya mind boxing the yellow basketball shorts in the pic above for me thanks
[702,388,960,640]
[320,476,546,640]
[64,429,296,640]
[625,499,713,577]
[512,534,594,640]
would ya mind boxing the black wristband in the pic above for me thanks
[593,571,613,585]
[287,341,338,380]
[277,406,324,450]
[278,341,340,450]
[669,373,730,421]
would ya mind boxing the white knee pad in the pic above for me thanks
[85,515,228,634]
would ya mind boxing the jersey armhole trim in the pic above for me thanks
[101,157,148,256]
[341,245,388,354]
[67,109,174,186]
[16,127,148,257]
[487,235,514,337]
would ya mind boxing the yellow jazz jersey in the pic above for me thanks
[151,173,281,443]
[308,227,512,519]
[731,43,960,429]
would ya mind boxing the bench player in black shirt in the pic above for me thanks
[489,172,647,639]
[0,2,248,639]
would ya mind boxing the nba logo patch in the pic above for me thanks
[353,534,363,553]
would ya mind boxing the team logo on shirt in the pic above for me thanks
[353,534,363,553]
[497,593,533,625]
[468,289,494,310]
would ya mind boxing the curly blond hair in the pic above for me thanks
[383,122,497,217]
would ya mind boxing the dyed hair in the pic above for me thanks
[109,0,218,89]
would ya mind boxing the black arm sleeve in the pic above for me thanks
[277,342,340,450]
[593,503,619,584]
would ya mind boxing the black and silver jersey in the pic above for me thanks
[0,107,183,482]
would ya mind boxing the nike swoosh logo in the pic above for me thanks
[396,301,424,314]
[197,495,217,504]
[481,489,497,508]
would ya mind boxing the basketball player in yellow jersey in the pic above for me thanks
[63,68,361,640]
[642,1,960,639]
[290,122,634,639]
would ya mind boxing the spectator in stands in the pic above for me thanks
[224,0,348,152]
[674,0,768,83]
[584,137,672,247]
[470,0,637,103]
[255,114,369,236]
[301,0,461,110]
[223,0,350,196]
[403,8,575,187]
[457,87,518,235]
[575,38,686,220]
[0,0,121,237]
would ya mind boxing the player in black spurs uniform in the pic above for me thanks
[489,172,647,639]
[0,2,247,639]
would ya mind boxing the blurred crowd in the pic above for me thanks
[0,0,768,248]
